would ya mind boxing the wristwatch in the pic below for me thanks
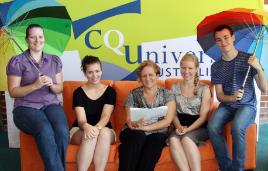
[96,124,102,130]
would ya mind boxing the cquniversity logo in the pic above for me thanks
[71,0,142,80]
[70,0,213,80]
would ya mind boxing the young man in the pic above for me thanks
[208,25,267,171]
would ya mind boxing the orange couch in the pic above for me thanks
[19,79,257,171]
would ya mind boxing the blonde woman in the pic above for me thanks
[169,54,211,171]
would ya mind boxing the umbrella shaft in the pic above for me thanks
[252,26,264,55]
[11,38,24,52]
[242,66,251,88]
[242,26,264,88]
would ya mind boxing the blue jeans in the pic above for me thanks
[207,104,256,171]
[13,104,69,171]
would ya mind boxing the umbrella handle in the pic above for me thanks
[237,85,246,102]
[241,66,251,88]
[238,66,251,102]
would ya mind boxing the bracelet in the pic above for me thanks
[96,124,102,130]
[80,122,88,130]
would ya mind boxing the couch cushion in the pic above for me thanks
[199,140,217,160]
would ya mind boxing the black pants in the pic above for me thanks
[118,128,167,171]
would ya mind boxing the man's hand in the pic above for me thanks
[234,88,244,101]
[248,55,262,71]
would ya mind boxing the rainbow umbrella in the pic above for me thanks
[197,8,268,83]
[0,0,72,90]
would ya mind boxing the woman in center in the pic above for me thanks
[118,60,176,171]
[169,54,211,171]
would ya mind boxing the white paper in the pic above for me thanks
[130,106,168,124]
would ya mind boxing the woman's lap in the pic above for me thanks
[169,128,208,145]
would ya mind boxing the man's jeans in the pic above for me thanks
[207,104,256,171]
[13,105,69,171]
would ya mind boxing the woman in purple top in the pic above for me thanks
[6,24,69,171]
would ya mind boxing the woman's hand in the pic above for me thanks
[127,118,147,130]
[33,74,53,89]
[82,123,99,140]
[175,125,188,135]
[40,75,53,86]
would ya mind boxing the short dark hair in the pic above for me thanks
[213,25,233,39]
[81,55,102,72]
[26,24,43,38]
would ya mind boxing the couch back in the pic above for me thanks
[165,78,214,97]
[62,79,214,139]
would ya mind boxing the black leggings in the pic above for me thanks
[118,128,167,171]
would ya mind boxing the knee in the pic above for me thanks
[231,125,246,137]
[169,136,179,148]
[57,125,69,139]
[181,136,191,143]
[169,135,177,142]
[207,121,221,135]
[36,124,55,141]
[98,127,113,143]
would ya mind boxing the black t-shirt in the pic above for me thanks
[72,86,116,128]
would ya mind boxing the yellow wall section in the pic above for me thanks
[0,0,264,90]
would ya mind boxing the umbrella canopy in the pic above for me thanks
[0,0,72,90]
[0,0,71,55]
[197,8,268,78]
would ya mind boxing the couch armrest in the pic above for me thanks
[207,102,219,120]
[20,131,44,171]
[225,122,257,169]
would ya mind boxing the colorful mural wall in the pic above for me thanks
[0,0,264,90]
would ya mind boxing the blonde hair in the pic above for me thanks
[137,60,160,81]
[180,54,199,95]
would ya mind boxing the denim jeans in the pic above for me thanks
[207,104,256,171]
[13,104,69,171]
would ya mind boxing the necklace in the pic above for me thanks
[27,53,42,74]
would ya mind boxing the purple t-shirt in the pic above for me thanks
[6,50,62,109]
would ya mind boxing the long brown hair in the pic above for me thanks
[180,53,199,95]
